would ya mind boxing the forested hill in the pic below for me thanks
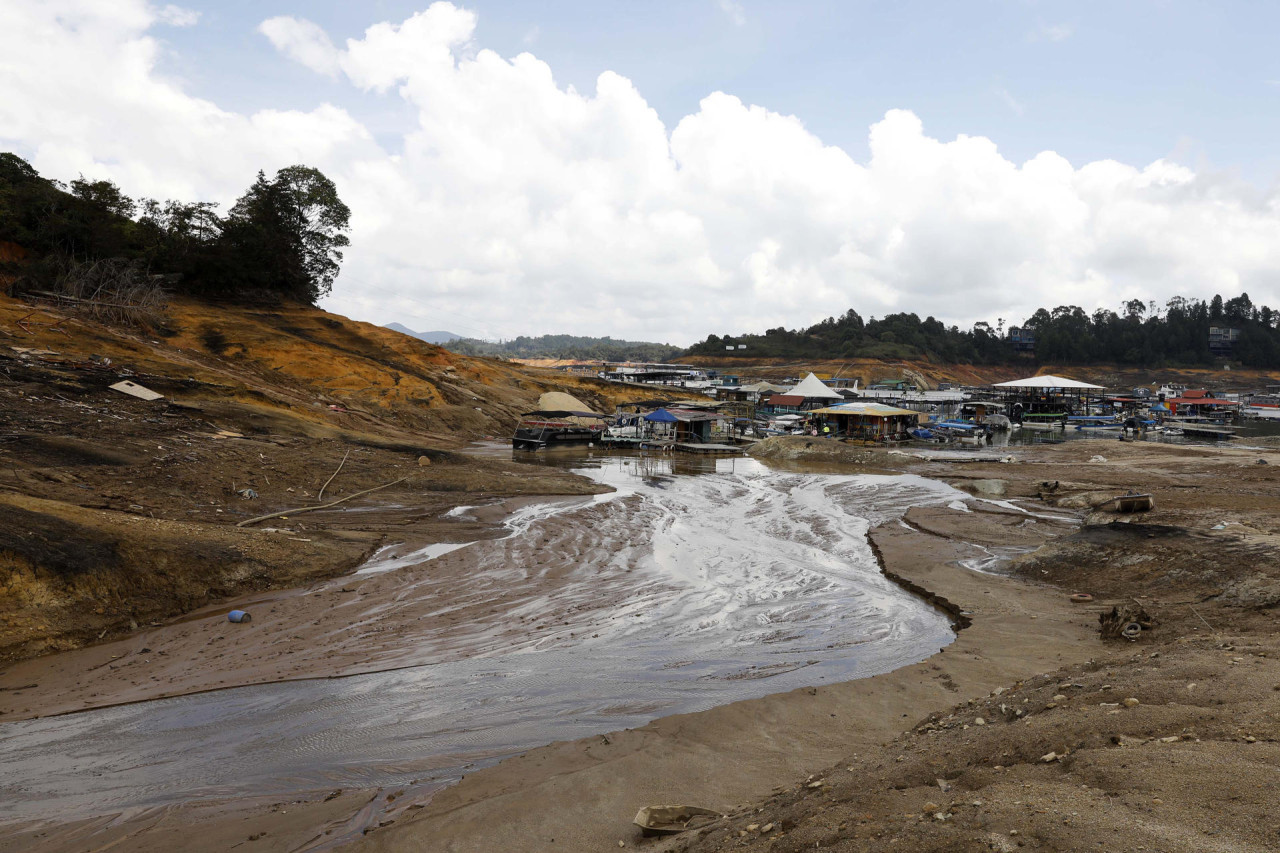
[444,334,681,363]
[683,296,1280,368]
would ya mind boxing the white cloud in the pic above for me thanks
[155,4,200,27]
[4,2,1280,346]
[716,0,746,27]
[258,16,341,77]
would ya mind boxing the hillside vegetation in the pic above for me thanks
[685,296,1280,369]
[445,333,681,363]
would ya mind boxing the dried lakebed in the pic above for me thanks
[0,453,1029,827]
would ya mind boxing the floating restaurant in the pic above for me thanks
[809,401,924,441]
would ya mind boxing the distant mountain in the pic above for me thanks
[384,322,461,344]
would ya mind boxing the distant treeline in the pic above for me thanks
[685,295,1280,368]
[0,153,349,305]
[444,334,682,363]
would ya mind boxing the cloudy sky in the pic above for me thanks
[4,1,1280,345]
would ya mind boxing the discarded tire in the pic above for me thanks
[228,610,252,623]
[1120,622,1142,640]
[1069,593,1094,603]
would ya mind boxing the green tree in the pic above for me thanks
[216,166,350,303]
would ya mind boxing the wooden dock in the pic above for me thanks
[674,442,743,455]
[1177,424,1236,439]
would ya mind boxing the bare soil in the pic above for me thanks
[5,289,1280,852]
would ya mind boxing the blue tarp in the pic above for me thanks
[643,408,679,423]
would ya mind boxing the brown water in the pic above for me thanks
[0,452,965,828]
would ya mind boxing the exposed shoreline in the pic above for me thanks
[4,436,1280,852]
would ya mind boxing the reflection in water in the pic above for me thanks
[0,453,964,823]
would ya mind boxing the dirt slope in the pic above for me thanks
[0,294,654,663]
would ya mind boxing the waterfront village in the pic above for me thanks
[511,363,1280,452]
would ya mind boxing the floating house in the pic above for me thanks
[643,407,724,443]
[1163,390,1239,420]
[809,401,923,440]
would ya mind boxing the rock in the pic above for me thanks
[418,456,431,466]
[1053,694,1067,702]
[1123,697,1140,708]
[966,479,1007,497]
[1044,702,1058,709]
[1159,736,1181,743]
[1245,735,1257,743]
[760,823,774,833]
[1040,751,1058,763]
[746,824,759,832]
[975,717,986,726]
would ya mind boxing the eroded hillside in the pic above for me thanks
[0,295,654,664]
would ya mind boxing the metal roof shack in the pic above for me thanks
[643,407,726,443]
[1164,392,1239,415]
[761,394,807,411]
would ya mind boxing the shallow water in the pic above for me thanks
[0,454,962,823]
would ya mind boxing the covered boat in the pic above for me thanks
[512,392,608,450]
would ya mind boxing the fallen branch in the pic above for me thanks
[316,447,351,502]
[235,476,409,528]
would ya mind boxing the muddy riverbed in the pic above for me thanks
[0,451,1003,833]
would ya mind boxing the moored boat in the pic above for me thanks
[512,391,609,450]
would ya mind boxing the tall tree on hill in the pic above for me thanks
[215,166,350,304]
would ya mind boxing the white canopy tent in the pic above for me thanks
[785,372,844,400]
[992,375,1105,390]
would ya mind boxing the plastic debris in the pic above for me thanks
[109,380,164,401]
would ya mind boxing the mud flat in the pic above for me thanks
[5,437,1280,852]
[355,438,1280,852]
[349,499,1095,853]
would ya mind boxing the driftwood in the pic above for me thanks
[236,476,409,528]
[316,447,351,502]
[1099,604,1155,641]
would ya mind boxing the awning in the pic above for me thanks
[992,375,1104,390]
[784,372,844,400]
[643,408,679,423]
[810,402,921,417]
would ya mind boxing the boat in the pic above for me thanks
[512,391,608,450]
[1018,412,1065,431]
[633,805,722,837]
